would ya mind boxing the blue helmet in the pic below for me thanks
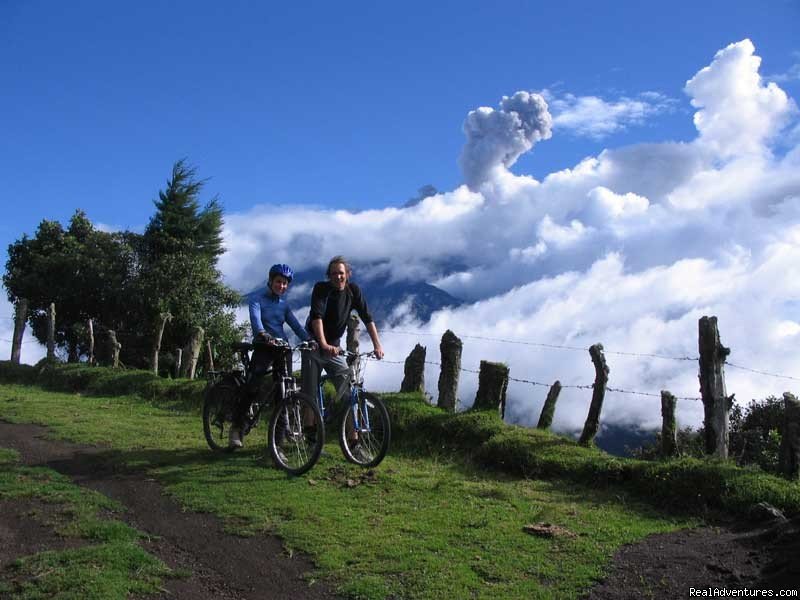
[268,263,294,283]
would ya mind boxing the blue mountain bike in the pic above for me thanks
[314,349,391,468]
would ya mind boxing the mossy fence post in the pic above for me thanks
[401,343,426,393]
[698,316,731,458]
[660,390,678,457]
[437,330,462,412]
[46,302,56,361]
[151,312,172,375]
[779,392,800,480]
[346,314,360,354]
[181,326,204,380]
[10,298,28,364]
[579,344,609,446]
[537,380,562,430]
[473,360,509,419]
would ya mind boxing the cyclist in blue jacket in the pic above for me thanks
[230,263,310,448]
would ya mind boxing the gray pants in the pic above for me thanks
[301,347,350,403]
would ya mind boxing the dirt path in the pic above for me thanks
[1,419,799,599]
[0,420,339,600]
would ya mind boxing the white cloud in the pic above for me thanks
[548,91,676,139]
[685,39,796,159]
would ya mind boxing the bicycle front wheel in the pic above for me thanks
[268,392,324,475]
[202,382,238,452]
[339,392,391,468]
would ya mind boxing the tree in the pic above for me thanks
[4,210,137,361]
[4,161,243,371]
[133,160,241,372]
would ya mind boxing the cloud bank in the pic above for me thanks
[16,38,775,435]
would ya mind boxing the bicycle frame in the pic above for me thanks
[316,351,372,430]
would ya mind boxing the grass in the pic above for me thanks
[0,379,694,599]
[0,447,172,599]
[2,362,797,598]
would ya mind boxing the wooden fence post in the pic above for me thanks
[46,302,56,361]
[87,318,95,366]
[105,330,121,368]
[151,312,172,375]
[174,348,183,379]
[473,360,509,418]
[698,316,731,458]
[346,314,360,354]
[437,330,462,412]
[181,326,204,380]
[579,344,609,446]
[779,392,800,480]
[10,298,28,364]
[660,390,678,458]
[400,344,426,393]
[205,340,215,373]
[537,380,562,430]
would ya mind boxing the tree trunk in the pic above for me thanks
[537,381,562,430]
[46,303,56,361]
[660,391,678,458]
[10,298,28,364]
[779,392,800,480]
[150,312,172,375]
[473,360,509,418]
[579,344,609,446]
[437,330,462,412]
[698,316,730,458]
[400,344,426,393]
[174,348,183,379]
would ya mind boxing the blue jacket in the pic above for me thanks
[249,292,309,342]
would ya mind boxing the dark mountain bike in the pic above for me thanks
[313,349,391,468]
[202,340,324,475]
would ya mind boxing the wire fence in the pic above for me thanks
[4,316,796,403]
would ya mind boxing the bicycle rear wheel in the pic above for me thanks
[268,392,324,475]
[339,392,391,468]
[203,382,238,452]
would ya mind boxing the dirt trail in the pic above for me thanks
[0,420,338,600]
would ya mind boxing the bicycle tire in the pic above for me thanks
[202,382,239,452]
[339,392,391,468]
[268,391,324,475]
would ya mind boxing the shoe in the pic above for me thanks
[229,427,243,449]
[351,442,371,463]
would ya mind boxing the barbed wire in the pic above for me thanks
[367,355,702,401]
[0,338,40,344]
[384,329,699,362]
[726,362,800,382]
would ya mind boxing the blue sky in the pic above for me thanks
[2,1,797,232]
[3,1,800,431]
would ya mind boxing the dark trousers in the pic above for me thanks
[234,346,273,429]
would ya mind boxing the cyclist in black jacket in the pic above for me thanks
[301,255,384,401]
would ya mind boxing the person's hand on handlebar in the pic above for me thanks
[321,343,340,357]
[372,345,384,360]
